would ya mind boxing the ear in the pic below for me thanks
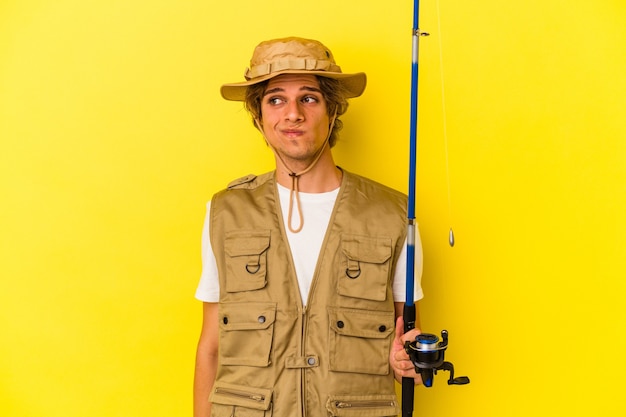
[328,108,337,124]
[329,110,338,129]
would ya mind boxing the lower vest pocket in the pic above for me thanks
[218,302,276,367]
[326,394,399,417]
[210,381,273,416]
[328,307,395,375]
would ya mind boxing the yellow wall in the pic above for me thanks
[1,1,624,416]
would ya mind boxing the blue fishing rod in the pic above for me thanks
[401,1,424,416]
[402,2,469,415]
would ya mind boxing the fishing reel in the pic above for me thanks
[404,330,470,388]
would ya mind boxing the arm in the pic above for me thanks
[193,302,219,417]
[390,301,423,384]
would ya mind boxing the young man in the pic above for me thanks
[194,37,423,417]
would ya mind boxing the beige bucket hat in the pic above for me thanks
[220,36,367,101]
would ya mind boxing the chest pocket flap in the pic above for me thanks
[339,235,392,301]
[224,230,270,293]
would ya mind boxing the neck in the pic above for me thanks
[275,152,342,193]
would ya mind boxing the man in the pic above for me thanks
[194,37,423,417]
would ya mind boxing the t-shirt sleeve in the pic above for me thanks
[194,201,221,302]
[392,225,424,303]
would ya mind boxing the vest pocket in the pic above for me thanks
[328,307,395,375]
[218,302,276,367]
[210,381,273,417]
[338,235,392,301]
[326,394,399,416]
[224,230,270,293]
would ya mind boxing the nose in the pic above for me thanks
[285,100,304,123]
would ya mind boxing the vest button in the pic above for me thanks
[258,315,266,324]
[378,325,387,332]
[337,320,344,328]
[223,317,228,325]
[307,357,316,366]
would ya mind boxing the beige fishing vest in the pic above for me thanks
[209,170,407,417]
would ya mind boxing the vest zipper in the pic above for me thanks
[301,305,308,417]
[214,387,265,403]
[334,400,397,409]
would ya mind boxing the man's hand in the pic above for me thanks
[389,315,423,384]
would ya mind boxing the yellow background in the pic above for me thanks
[1,0,625,416]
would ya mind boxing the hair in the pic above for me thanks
[244,76,350,147]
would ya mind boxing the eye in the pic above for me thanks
[302,95,319,104]
[266,96,284,106]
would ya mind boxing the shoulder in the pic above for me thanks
[211,171,275,207]
[224,171,274,190]
[210,171,275,216]
[343,170,407,201]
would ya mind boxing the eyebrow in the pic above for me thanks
[263,85,322,96]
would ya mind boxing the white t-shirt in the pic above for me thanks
[195,184,424,305]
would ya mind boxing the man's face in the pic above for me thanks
[259,74,331,168]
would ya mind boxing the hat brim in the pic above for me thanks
[220,70,367,101]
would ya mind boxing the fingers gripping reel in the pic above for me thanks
[404,330,470,387]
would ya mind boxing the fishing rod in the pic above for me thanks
[402,1,425,415]
[402,2,469,415]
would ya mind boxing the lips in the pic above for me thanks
[281,128,304,137]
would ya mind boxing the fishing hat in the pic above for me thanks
[220,36,367,101]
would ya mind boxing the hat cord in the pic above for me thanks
[255,114,337,233]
